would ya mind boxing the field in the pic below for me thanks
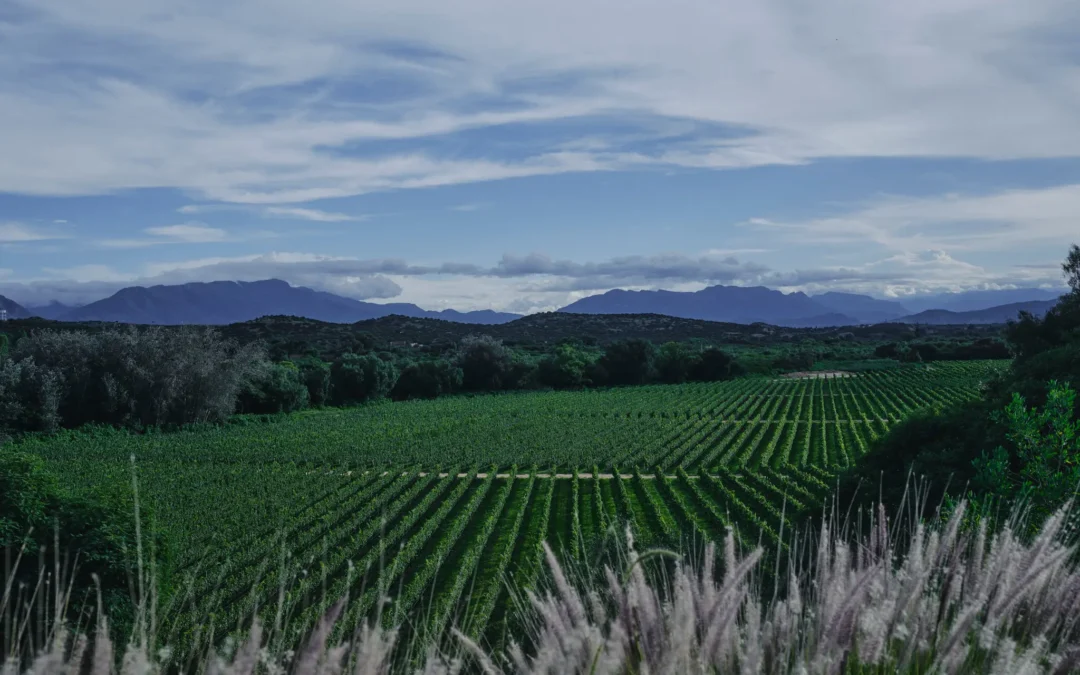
[21,360,1004,658]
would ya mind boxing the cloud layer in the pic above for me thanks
[1,247,1069,312]
[1,0,1078,203]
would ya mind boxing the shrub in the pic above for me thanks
[0,451,171,654]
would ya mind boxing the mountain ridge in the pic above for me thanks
[56,280,521,325]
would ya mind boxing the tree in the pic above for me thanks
[455,335,515,391]
[296,357,332,406]
[391,360,463,400]
[236,361,310,414]
[5,327,265,431]
[655,342,696,384]
[537,343,593,389]
[1064,243,1080,293]
[690,347,743,382]
[972,381,1080,525]
[598,339,656,386]
[330,353,398,404]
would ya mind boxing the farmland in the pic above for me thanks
[21,360,1004,657]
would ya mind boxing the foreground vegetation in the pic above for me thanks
[8,499,1080,674]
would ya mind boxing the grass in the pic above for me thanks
[7,493,1080,674]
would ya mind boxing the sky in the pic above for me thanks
[1,0,1079,312]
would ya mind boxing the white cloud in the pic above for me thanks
[146,224,228,242]
[0,242,1068,311]
[99,222,229,248]
[0,222,69,243]
[0,0,1075,202]
[262,207,364,222]
[744,182,1080,254]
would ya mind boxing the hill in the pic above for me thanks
[57,279,520,325]
[810,292,910,323]
[899,299,1060,325]
[899,288,1064,314]
[0,294,33,319]
[557,285,861,326]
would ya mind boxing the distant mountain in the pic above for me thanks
[899,288,1064,314]
[810,292,910,323]
[27,301,80,320]
[57,280,521,325]
[899,299,1060,325]
[0,295,33,319]
[557,285,860,327]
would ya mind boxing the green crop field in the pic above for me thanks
[21,360,1005,657]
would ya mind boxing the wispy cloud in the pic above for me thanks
[0,0,1075,203]
[99,223,229,248]
[743,183,1080,254]
[0,222,70,243]
[262,207,365,222]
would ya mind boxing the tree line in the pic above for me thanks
[0,329,747,437]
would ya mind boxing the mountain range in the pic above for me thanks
[17,280,520,325]
[896,300,1061,325]
[0,279,1066,328]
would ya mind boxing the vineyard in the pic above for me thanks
[23,360,1004,659]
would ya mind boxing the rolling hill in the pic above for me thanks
[898,299,1060,325]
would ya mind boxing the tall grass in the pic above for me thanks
[6,499,1080,674]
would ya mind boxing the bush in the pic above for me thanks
[391,360,463,400]
[236,361,310,414]
[0,451,171,652]
[330,353,398,404]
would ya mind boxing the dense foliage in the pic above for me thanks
[0,327,265,435]
[833,244,1080,523]
[0,451,170,652]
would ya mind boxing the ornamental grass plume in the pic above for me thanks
[7,500,1080,674]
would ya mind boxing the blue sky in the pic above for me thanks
[1,0,1078,311]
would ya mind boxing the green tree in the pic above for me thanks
[537,343,592,388]
[973,381,1080,522]
[236,361,310,414]
[391,359,463,400]
[1064,243,1080,293]
[330,353,398,404]
[296,356,332,406]
[455,335,514,391]
[690,347,743,382]
[655,342,696,384]
[598,339,656,386]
